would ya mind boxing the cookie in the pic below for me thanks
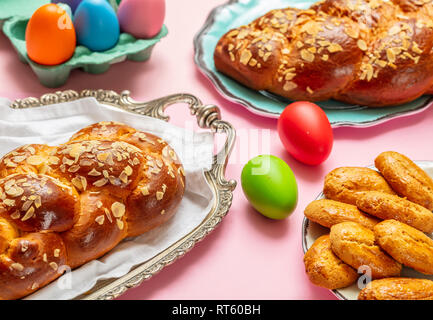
[375,151,433,210]
[374,219,433,275]
[323,167,395,206]
[304,199,379,230]
[303,235,358,290]
[356,191,433,233]
[358,278,433,300]
[330,222,402,279]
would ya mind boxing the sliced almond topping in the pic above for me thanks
[12,155,27,163]
[111,202,125,218]
[95,215,105,225]
[31,283,38,290]
[124,166,133,176]
[263,52,272,62]
[34,196,42,209]
[93,178,108,187]
[283,81,298,91]
[116,219,124,230]
[229,52,235,62]
[119,172,129,184]
[80,176,87,191]
[43,253,48,262]
[345,27,359,39]
[300,49,315,62]
[6,186,24,198]
[49,262,58,271]
[327,43,343,53]
[412,42,423,54]
[240,49,253,65]
[96,200,103,209]
[97,153,109,162]
[178,166,186,177]
[68,165,80,173]
[156,191,164,201]
[71,177,83,190]
[386,48,396,63]
[161,210,166,215]
[321,54,329,61]
[54,249,60,258]
[141,186,150,196]
[104,208,113,223]
[21,206,35,221]
[11,263,24,271]
[11,211,20,220]
[389,25,401,36]
[88,168,101,176]
[282,48,290,55]
[357,39,367,51]
[49,156,60,165]
[22,200,33,212]
[27,156,44,166]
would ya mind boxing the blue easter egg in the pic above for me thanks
[74,0,120,52]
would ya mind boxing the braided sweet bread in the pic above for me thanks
[214,0,433,107]
[0,122,186,300]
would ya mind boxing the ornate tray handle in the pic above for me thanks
[9,89,236,300]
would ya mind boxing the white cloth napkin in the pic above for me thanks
[0,97,215,300]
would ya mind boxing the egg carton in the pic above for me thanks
[2,15,168,88]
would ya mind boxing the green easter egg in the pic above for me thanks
[241,155,298,220]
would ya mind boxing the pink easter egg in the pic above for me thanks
[117,0,165,39]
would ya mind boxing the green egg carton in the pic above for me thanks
[0,0,49,25]
[2,15,168,88]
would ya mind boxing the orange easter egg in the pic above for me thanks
[26,4,76,66]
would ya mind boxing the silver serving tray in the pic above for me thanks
[10,89,237,300]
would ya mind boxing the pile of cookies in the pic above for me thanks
[303,151,433,300]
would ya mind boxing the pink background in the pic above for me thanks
[1,0,433,300]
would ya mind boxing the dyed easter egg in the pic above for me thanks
[51,0,83,13]
[26,3,76,66]
[278,101,333,166]
[117,0,165,39]
[241,155,298,220]
[74,0,120,51]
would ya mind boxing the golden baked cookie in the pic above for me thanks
[375,151,433,210]
[303,235,358,290]
[356,191,433,233]
[358,278,433,300]
[323,167,395,206]
[374,219,433,275]
[304,199,379,230]
[330,222,402,279]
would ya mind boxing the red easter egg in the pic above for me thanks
[277,101,333,166]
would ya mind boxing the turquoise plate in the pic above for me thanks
[194,0,433,127]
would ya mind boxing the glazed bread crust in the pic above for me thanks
[375,151,433,210]
[323,167,395,206]
[214,0,433,107]
[356,191,433,233]
[374,219,433,274]
[0,122,186,299]
[304,235,358,290]
[358,278,433,300]
[330,222,402,279]
[304,199,379,230]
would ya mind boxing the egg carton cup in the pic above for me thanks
[3,16,168,88]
